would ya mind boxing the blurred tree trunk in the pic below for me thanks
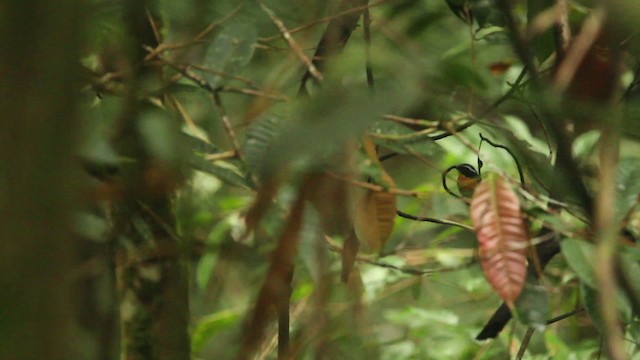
[111,2,191,359]
[0,1,83,359]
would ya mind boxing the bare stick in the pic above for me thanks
[363,7,375,90]
[212,92,244,161]
[259,0,391,42]
[515,328,535,360]
[326,171,427,198]
[257,0,323,82]
[396,210,473,231]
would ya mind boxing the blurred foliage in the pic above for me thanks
[69,0,640,358]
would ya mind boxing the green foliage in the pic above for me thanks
[561,238,597,288]
[200,23,257,89]
[71,0,640,359]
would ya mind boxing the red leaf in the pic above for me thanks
[470,174,528,305]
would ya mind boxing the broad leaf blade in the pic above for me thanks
[615,157,640,223]
[354,189,397,252]
[189,156,253,189]
[201,23,256,88]
[515,272,549,330]
[560,238,596,288]
[470,173,528,305]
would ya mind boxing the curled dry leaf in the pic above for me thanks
[470,173,529,306]
[353,135,397,252]
[354,189,396,252]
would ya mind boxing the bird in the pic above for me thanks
[455,163,480,198]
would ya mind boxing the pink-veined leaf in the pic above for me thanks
[470,173,528,305]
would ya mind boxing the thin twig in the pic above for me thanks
[324,236,476,276]
[259,0,391,42]
[183,62,258,87]
[396,210,473,231]
[204,151,237,161]
[442,165,463,199]
[363,7,375,90]
[144,5,243,62]
[219,86,289,101]
[212,92,244,161]
[546,307,584,324]
[326,171,427,198]
[257,0,323,82]
[194,5,244,41]
[478,133,525,186]
[515,328,535,360]
[382,114,439,127]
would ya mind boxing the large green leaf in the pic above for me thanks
[527,0,556,62]
[243,115,283,177]
[258,84,415,177]
[181,132,225,155]
[615,157,640,223]
[192,308,243,352]
[200,23,256,88]
[195,219,232,290]
[579,282,632,335]
[189,156,253,189]
[515,272,549,330]
[560,238,596,288]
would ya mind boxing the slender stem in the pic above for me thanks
[515,328,535,360]
[396,210,473,231]
[363,7,375,90]
[257,0,323,82]
[479,133,525,186]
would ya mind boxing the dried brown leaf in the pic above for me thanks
[354,189,396,251]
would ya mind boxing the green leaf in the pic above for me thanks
[515,273,549,330]
[200,23,256,88]
[384,307,459,328]
[189,156,253,189]
[243,115,283,177]
[181,132,225,155]
[619,248,640,314]
[581,282,604,332]
[195,219,231,289]
[73,212,109,242]
[527,0,555,62]
[561,238,596,288]
[139,110,185,165]
[192,308,243,352]
[615,157,640,223]
[368,120,444,156]
[297,207,327,282]
[544,330,571,359]
[581,280,632,334]
[259,84,414,177]
[572,130,600,160]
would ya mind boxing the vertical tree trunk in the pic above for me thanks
[0,1,82,359]
[111,2,191,359]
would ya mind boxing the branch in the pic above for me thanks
[396,210,473,231]
[298,0,369,94]
[257,0,323,83]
